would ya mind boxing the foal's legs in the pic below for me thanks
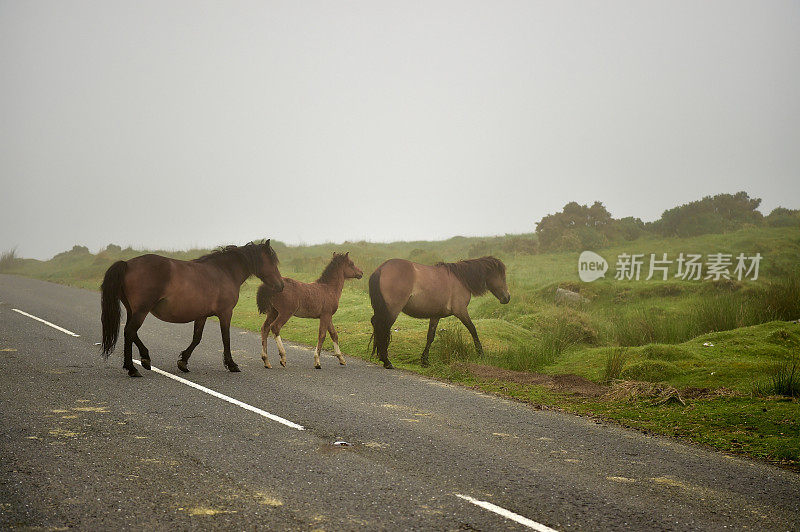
[218,311,240,372]
[260,309,278,368]
[176,317,207,373]
[269,311,292,367]
[314,318,328,369]
[123,311,148,377]
[326,319,346,365]
[456,312,484,355]
[420,317,440,367]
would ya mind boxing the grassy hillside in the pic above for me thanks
[2,226,799,467]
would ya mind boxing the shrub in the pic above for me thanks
[0,247,18,271]
[756,354,799,398]
[433,328,475,365]
[602,348,628,384]
[611,307,694,346]
[757,272,800,321]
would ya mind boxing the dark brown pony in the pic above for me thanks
[369,256,510,368]
[101,240,283,377]
[257,252,363,369]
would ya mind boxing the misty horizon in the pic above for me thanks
[2,1,798,260]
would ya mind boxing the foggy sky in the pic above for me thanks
[1,1,798,260]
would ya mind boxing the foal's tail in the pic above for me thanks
[100,260,127,357]
[368,269,391,358]
[256,283,274,314]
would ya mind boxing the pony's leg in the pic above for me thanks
[123,311,147,377]
[326,320,346,365]
[177,317,207,373]
[456,313,484,355]
[420,317,440,367]
[314,319,327,369]
[371,312,398,369]
[260,309,278,368]
[133,334,150,370]
[270,312,292,367]
[218,312,240,372]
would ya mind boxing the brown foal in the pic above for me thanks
[369,256,510,369]
[257,252,363,369]
[101,240,283,376]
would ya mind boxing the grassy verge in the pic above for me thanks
[2,226,799,469]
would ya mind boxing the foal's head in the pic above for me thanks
[256,239,284,292]
[318,252,363,283]
[340,252,363,280]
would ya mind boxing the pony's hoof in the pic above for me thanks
[280,360,286,367]
[227,363,241,373]
[338,360,347,366]
[128,367,142,377]
[141,358,151,370]
[383,361,394,369]
[420,360,430,368]
[177,360,189,373]
[314,364,322,370]
[264,363,272,369]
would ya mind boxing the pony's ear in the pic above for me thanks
[345,252,350,257]
[265,239,270,247]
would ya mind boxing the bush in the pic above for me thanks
[649,191,763,237]
[0,247,18,271]
[765,207,800,228]
[757,272,800,321]
[611,307,694,346]
[433,328,476,365]
[756,354,799,398]
[602,348,629,384]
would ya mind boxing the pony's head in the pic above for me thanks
[484,258,511,304]
[256,239,284,292]
[439,256,510,304]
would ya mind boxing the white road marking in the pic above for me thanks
[455,494,558,532]
[12,308,80,337]
[132,359,304,431]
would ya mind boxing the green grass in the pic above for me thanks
[2,225,799,468]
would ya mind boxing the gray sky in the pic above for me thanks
[1,1,798,260]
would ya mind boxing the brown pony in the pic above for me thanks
[257,252,363,369]
[100,240,283,377]
[369,256,510,368]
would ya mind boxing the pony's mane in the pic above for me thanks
[316,253,350,284]
[436,256,506,295]
[195,241,278,275]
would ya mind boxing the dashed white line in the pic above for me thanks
[9,305,558,528]
[12,308,80,337]
[456,494,558,531]
[132,359,305,431]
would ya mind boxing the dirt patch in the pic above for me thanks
[464,363,608,397]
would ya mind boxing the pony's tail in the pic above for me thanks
[368,269,391,358]
[256,283,273,314]
[100,260,127,357]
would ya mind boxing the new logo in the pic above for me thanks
[578,251,608,282]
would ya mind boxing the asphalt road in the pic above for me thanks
[1,273,798,530]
